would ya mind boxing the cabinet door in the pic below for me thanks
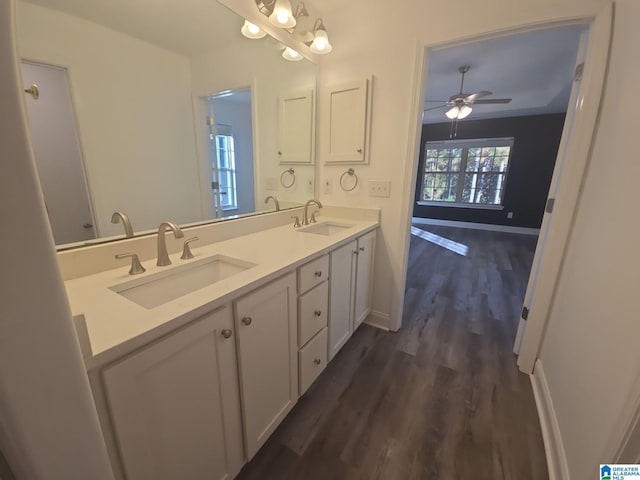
[328,240,356,360]
[235,272,298,459]
[277,89,315,164]
[102,306,244,480]
[354,231,376,329]
[324,78,371,164]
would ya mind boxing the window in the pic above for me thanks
[211,125,238,211]
[419,138,513,207]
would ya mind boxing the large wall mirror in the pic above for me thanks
[15,0,318,250]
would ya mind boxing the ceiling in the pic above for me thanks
[21,0,244,57]
[423,25,585,124]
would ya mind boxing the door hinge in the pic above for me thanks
[574,62,585,82]
[211,181,219,190]
[545,198,555,214]
[521,306,529,320]
[206,115,215,126]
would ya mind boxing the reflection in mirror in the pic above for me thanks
[15,0,317,249]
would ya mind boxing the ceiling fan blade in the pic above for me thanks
[424,100,449,103]
[472,98,512,104]
[464,90,492,102]
[423,104,448,112]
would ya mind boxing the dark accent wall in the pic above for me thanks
[413,113,566,229]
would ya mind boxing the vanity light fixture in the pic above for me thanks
[241,19,267,39]
[269,0,296,28]
[282,46,303,61]
[309,19,332,54]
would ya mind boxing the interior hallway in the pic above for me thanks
[236,225,547,479]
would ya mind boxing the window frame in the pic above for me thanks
[211,124,239,212]
[417,137,514,209]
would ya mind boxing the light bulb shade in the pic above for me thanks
[282,47,303,61]
[269,0,296,28]
[310,27,332,54]
[241,20,267,39]
[445,105,472,119]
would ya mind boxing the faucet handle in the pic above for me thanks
[181,237,200,260]
[115,253,146,275]
[291,215,301,228]
[310,211,319,223]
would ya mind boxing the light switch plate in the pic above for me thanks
[368,180,391,197]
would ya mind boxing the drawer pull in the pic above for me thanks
[359,246,365,252]
[314,310,322,317]
[221,329,232,339]
[314,271,323,277]
[314,358,321,365]
[241,317,252,326]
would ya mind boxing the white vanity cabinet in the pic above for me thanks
[234,272,298,459]
[101,306,244,480]
[328,230,376,360]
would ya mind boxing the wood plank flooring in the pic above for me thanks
[236,225,547,480]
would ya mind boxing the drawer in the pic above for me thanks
[298,281,328,347]
[298,327,328,395]
[298,255,329,294]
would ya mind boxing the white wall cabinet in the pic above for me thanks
[323,78,372,164]
[277,89,315,164]
[234,272,298,459]
[102,306,244,480]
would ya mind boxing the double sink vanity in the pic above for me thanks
[64,207,379,480]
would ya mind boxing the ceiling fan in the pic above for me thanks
[425,65,512,121]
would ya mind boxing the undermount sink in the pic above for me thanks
[298,222,353,236]
[110,255,257,309]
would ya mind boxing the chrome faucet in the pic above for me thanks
[111,211,134,238]
[303,199,323,225]
[156,221,184,266]
[264,195,280,211]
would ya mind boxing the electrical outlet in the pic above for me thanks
[323,179,332,194]
[307,179,314,194]
[368,180,391,197]
[265,177,278,191]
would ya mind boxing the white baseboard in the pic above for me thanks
[364,310,391,331]
[412,217,540,236]
[530,360,570,480]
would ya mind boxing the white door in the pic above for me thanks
[328,240,356,360]
[234,272,298,459]
[21,61,96,244]
[354,231,376,329]
[514,4,613,373]
[102,306,245,480]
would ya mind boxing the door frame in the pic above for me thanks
[394,3,613,375]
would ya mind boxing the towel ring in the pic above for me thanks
[280,168,295,188]
[339,168,358,192]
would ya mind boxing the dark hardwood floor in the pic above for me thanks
[236,225,547,480]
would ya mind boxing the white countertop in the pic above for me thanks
[65,216,378,369]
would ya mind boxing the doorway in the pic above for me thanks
[400,11,611,374]
[20,60,96,244]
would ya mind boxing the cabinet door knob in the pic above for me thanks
[314,310,322,317]
[314,271,322,277]
[353,250,359,256]
[359,246,365,252]
[242,317,252,326]
[314,358,321,365]
[221,329,232,339]
[357,148,363,153]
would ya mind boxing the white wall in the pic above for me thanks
[537,0,640,476]
[0,0,114,477]
[190,38,317,210]
[16,2,202,237]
